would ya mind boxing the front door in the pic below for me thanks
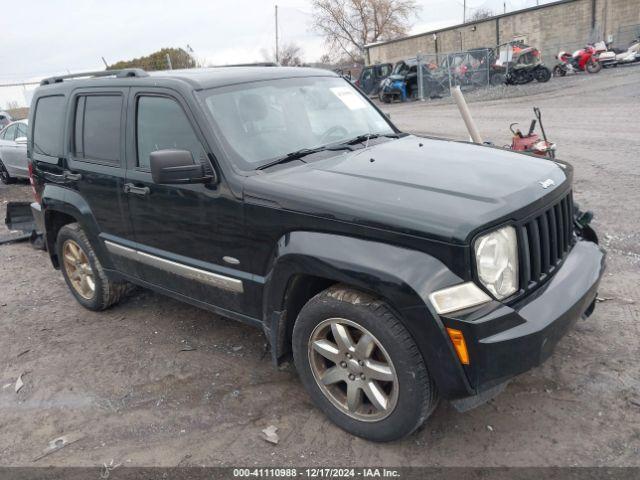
[122,88,256,318]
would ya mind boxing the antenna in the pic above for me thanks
[275,5,280,64]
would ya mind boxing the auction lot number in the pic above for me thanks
[233,468,400,478]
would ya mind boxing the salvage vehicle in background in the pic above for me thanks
[0,119,29,183]
[495,44,551,85]
[379,58,447,102]
[355,63,392,96]
[595,38,640,67]
[554,45,602,76]
[27,67,605,442]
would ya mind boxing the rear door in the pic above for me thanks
[67,88,140,278]
[122,88,255,317]
[11,122,29,177]
[0,124,20,176]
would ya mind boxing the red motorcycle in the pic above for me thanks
[553,45,602,76]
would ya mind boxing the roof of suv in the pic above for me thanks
[38,67,339,91]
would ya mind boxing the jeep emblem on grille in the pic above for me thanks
[539,179,555,189]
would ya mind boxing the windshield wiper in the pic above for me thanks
[257,144,351,171]
[336,132,402,146]
[256,133,403,171]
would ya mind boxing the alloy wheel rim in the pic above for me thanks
[62,240,95,300]
[308,318,399,422]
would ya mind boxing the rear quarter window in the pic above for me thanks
[32,95,65,160]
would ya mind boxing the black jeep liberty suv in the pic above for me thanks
[27,67,605,442]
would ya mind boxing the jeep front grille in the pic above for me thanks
[518,191,575,291]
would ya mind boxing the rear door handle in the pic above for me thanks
[124,183,150,196]
[64,171,82,181]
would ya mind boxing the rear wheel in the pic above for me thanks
[552,65,566,77]
[292,285,438,442]
[57,223,133,311]
[535,66,551,82]
[586,59,602,73]
[0,159,13,184]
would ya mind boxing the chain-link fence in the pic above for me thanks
[414,48,495,100]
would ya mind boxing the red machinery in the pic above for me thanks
[509,107,556,158]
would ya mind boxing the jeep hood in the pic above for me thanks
[244,135,571,243]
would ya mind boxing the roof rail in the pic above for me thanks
[40,68,149,85]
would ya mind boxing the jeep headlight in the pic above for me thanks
[474,226,519,300]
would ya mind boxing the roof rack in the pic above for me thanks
[40,68,149,85]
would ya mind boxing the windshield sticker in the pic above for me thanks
[330,87,367,110]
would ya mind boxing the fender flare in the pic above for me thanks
[41,185,112,269]
[263,231,475,399]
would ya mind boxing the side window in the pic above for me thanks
[33,95,65,158]
[74,95,122,165]
[136,96,204,169]
[16,123,28,139]
[2,124,17,141]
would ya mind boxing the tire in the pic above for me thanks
[57,223,134,311]
[490,72,505,86]
[586,59,602,73]
[292,285,438,442]
[0,159,13,184]
[379,92,391,103]
[552,65,566,77]
[535,66,551,83]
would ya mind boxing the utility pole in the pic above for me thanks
[463,0,466,23]
[275,5,279,64]
[504,2,507,14]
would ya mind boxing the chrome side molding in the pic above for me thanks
[104,241,244,294]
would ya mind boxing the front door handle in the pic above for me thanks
[124,183,150,196]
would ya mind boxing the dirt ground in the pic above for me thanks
[1,67,639,468]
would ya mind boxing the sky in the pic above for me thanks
[0,0,556,107]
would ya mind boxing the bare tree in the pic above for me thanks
[261,42,304,66]
[279,43,304,66]
[312,0,419,63]
[468,8,494,21]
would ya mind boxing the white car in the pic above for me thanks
[0,119,29,183]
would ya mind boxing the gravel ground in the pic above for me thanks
[1,67,639,468]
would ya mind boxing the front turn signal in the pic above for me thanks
[446,328,470,365]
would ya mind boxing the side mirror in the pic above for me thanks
[15,136,27,145]
[149,149,214,185]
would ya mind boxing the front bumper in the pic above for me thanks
[442,238,606,395]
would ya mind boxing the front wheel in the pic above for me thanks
[490,72,506,86]
[379,92,391,103]
[292,285,438,442]
[552,65,566,77]
[586,59,602,73]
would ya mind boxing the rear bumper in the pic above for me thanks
[30,202,45,234]
[442,239,605,397]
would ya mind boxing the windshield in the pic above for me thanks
[199,76,394,170]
